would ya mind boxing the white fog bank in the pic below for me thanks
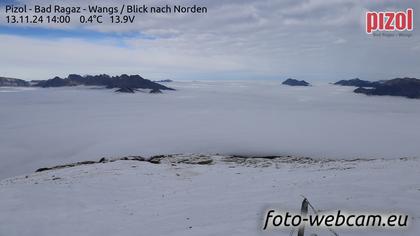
[0,80,419,179]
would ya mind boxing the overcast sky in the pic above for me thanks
[0,0,419,81]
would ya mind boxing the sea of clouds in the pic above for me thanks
[1,80,420,179]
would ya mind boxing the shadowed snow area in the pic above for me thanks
[0,156,419,236]
[1,80,420,179]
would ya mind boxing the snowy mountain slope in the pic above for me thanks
[0,155,419,236]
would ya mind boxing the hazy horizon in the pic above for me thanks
[2,73,415,84]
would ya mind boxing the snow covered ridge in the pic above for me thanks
[32,154,378,173]
[0,154,419,236]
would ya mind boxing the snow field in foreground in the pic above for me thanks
[0,156,419,236]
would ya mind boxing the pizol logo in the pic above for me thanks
[366,8,413,34]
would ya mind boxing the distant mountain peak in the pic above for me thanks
[334,78,379,87]
[282,78,310,86]
[0,77,30,87]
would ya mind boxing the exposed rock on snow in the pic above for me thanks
[33,154,377,173]
[35,156,146,172]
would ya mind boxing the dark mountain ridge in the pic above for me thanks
[34,74,174,91]
[354,78,420,99]
[0,77,30,87]
[334,78,380,87]
[282,78,310,86]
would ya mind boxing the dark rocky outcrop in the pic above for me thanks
[0,77,30,87]
[148,155,163,164]
[354,78,420,99]
[282,78,310,86]
[334,78,380,87]
[36,76,77,87]
[150,88,162,94]
[35,161,97,172]
[34,74,174,92]
[35,156,146,172]
[115,87,136,93]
